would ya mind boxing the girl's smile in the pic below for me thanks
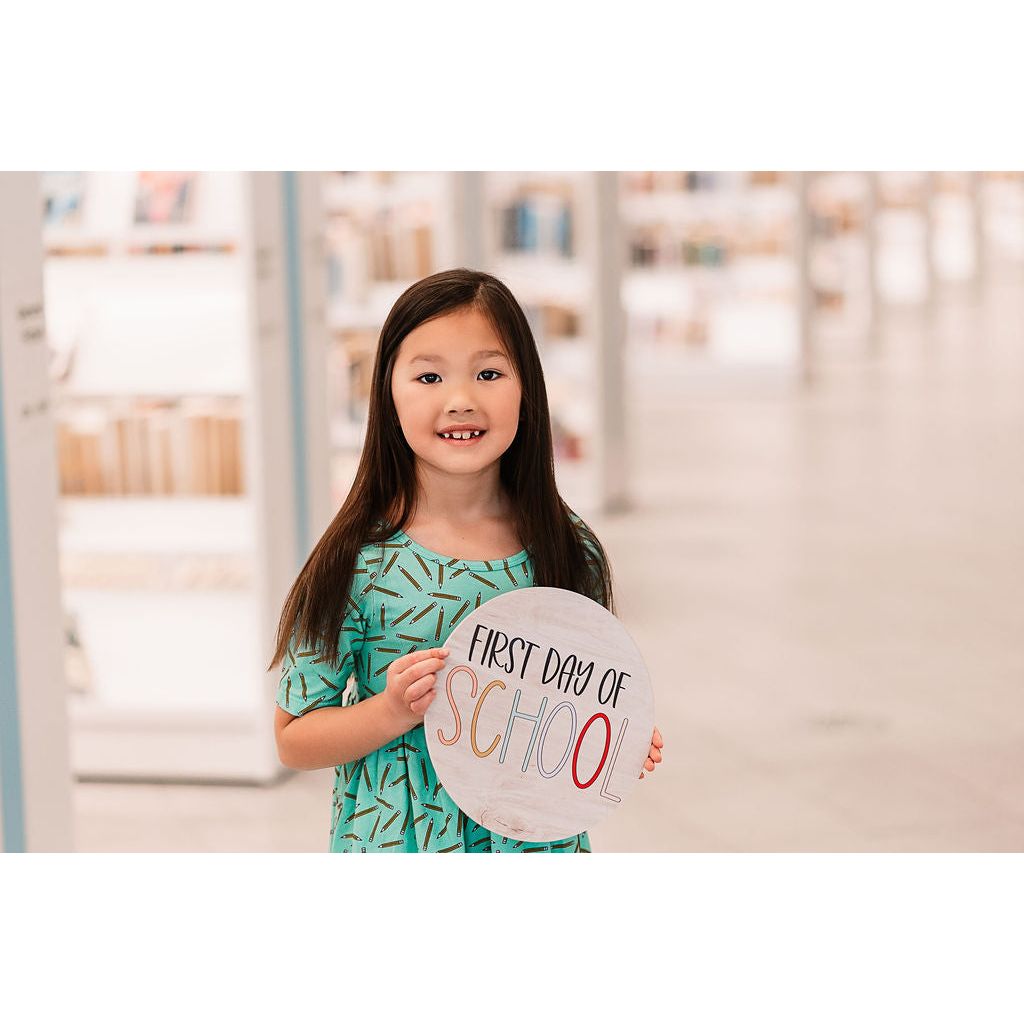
[437,432,486,446]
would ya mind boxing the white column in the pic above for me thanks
[0,172,74,850]
[923,172,937,315]
[795,171,814,384]
[581,172,629,514]
[282,172,332,540]
[971,171,987,297]
[244,172,325,780]
[442,172,485,270]
[865,171,880,354]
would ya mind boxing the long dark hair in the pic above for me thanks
[268,267,615,672]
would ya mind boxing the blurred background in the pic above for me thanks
[1,170,1022,851]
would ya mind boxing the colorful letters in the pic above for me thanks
[438,662,628,801]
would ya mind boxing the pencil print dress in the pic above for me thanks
[276,523,595,853]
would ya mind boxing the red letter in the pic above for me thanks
[571,713,612,789]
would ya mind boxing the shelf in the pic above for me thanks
[67,586,272,782]
[623,266,714,316]
[485,171,586,203]
[43,225,239,257]
[26,172,307,786]
[623,180,795,221]
[706,300,800,368]
[322,172,440,211]
[70,697,272,784]
[621,189,740,225]
[327,279,418,329]
[491,253,590,307]
[44,254,249,397]
[623,257,796,315]
[728,254,796,296]
[65,587,261,711]
[58,495,253,557]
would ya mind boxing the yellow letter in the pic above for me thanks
[470,679,506,758]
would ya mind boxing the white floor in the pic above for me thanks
[73,270,1024,851]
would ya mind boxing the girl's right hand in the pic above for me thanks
[383,646,450,726]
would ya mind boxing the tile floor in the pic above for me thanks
[73,270,1024,851]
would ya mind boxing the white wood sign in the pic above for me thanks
[424,587,655,842]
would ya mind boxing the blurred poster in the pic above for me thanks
[134,172,196,224]
[43,172,86,226]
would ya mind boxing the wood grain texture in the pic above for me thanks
[425,587,655,841]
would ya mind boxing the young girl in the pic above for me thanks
[270,268,663,852]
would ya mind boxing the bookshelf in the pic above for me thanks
[928,173,984,285]
[871,171,935,307]
[869,172,988,307]
[44,174,249,503]
[320,171,464,506]
[620,171,800,374]
[317,171,628,516]
[978,171,1024,266]
[42,172,320,782]
[477,171,626,515]
[801,171,876,366]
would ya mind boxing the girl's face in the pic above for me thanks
[390,306,522,479]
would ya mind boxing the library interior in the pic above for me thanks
[1,171,1022,852]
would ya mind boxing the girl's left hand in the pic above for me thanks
[639,726,663,779]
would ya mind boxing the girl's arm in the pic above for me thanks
[275,646,449,770]
[275,693,418,771]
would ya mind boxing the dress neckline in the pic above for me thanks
[389,527,530,571]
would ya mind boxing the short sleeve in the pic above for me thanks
[275,548,369,717]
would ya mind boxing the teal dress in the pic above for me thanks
[276,520,594,853]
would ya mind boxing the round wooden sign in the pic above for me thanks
[424,587,655,842]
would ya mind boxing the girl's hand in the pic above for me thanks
[383,646,449,726]
[639,726,663,779]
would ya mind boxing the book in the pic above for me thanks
[80,432,104,494]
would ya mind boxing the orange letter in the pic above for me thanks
[437,665,478,746]
[470,679,506,758]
